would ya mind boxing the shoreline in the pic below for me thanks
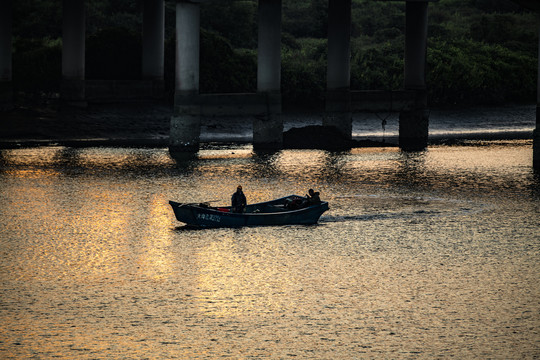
[0,132,533,150]
[0,102,535,150]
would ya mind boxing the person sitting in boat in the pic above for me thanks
[286,197,303,210]
[306,189,321,205]
[231,185,247,213]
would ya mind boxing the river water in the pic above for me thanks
[0,140,539,358]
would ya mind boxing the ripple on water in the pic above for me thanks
[0,143,539,358]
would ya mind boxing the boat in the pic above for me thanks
[169,195,329,228]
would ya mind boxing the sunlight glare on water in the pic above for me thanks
[0,142,539,358]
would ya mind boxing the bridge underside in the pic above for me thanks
[1,0,539,166]
[168,0,432,152]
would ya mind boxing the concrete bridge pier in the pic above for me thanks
[254,0,283,150]
[534,24,540,169]
[535,106,539,169]
[0,0,12,111]
[142,0,165,97]
[324,0,352,140]
[399,0,429,151]
[61,0,86,104]
[169,0,201,153]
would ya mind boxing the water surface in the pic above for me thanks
[0,142,539,358]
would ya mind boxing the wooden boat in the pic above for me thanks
[169,195,329,228]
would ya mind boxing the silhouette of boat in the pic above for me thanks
[169,195,329,228]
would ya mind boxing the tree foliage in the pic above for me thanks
[199,30,256,94]
[13,39,61,94]
[9,0,540,106]
[427,38,536,105]
[281,38,327,108]
[200,1,257,49]
[86,27,141,80]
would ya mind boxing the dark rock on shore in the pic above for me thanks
[283,125,392,150]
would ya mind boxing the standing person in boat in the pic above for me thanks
[231,185,247,213]
[306,189,321,205]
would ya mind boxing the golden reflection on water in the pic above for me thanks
[428,142,532,170]
[0,143,538,358]
[139,194,176,281]
[3,167,62,179]
[273,149,328,169]
[198,147,253,160]
[195,235,299,318]
[0,154,179,285]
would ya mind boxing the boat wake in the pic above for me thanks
[319,210,445,223]
[320,195,490,223]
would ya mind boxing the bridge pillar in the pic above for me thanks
[254,0,283,150]
[534,24,540,169]
[0,0,12,111]
[399,0,429,151]
[61,0,86,103]
[324,0,352,140]
[142,0,164,97]
[170,0,201,153]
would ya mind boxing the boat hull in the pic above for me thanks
[169,195,329,228]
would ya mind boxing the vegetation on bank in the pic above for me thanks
[10,0,539,107]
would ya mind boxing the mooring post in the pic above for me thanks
[399,0,429,151]
[254,0,283,150]
[61,0,86,104]
[324,0,352,140]
[170,0,201,153]
[0,0,13,111]
[142,0,165,98]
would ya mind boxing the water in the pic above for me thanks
[0,141,539,358]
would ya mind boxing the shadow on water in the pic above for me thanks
[172,222,326,232]
[169,150,198,164]
[394,149,429,187]
[169,150,198,174]
[172,224,256,232]
[173,225,206,232]
[320,151,350,182]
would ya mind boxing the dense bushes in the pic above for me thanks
[199,30,257,94]
[13,39,61,94]
[281,39,326,108]
[351,39,404,91]
[200,1,257,49]
[9,0,540,107]
[427,38,536,105]
[86,27,141,80]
